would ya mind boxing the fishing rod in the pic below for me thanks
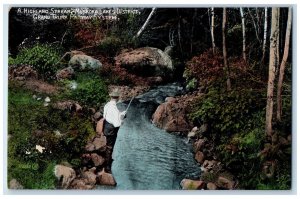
[125,96,135,112]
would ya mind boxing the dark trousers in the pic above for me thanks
[103,120,119,172]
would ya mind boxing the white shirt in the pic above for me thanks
[103,100,125,127]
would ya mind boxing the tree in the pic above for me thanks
[247,8,261,43]
[210,7,216,55]
[261,7,268,63]
[135,8,156,38]
[240,7,246,61]
[222,8,231,91]
[276,7,292,121]
[266,7,280,137]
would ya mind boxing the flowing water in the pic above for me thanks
[110,83,200,190]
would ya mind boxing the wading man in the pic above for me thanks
[103,89,126,172]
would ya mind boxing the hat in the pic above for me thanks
[109,89,120,97]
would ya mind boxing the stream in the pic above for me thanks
[105,83,201,190]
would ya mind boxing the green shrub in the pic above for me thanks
[9,43,62,80]
[60,72,109,108]
[188,88,264,135]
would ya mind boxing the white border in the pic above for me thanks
[1,0,299,198]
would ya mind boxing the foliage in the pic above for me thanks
[184,49,224,87]
[58,71,109,108]
[96,36,122,58]
[188,88,264,134]
[8,84,96,189]
[9,44,62,80]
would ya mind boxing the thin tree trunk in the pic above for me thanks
[222,8,231,91]
[190,8,197,54]
[276,7,292,121]
[266,7,280,137]
[248,8,261,43]
[262,7,268,63]
[211,7,216,55]
[240,7,246,61]
[276,11,280,66]
[135,8,156,38]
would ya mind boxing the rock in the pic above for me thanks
[82,168,97,185]
[207,182,217,190]
[152,100,192,132]
[180,179,205,190]
[9,179,23,189]
[96,118,104,135]
[85,143,95,152]
[115,47,173,77]
[201,160,222,173]
[91,153,105,167]
[8,65,38,80]
[193,139,206,152]
[216,176,235,190]
[54,165,76,189]
[92,135,106,151]
[188,131,196,138]
[191,126,198,132]
[147,76,163,84]
[56,66,75,80]
[165,97,176,103]
[69,54,102,70]
[52,100,82,112]
[97,169,116,186]
[44,96,51,103]
[195,151,205,164]
[93,112,102,121]
[70,179,94,190]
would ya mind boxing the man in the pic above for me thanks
[103,89,126,172]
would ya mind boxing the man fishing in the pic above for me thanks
[103,89,133,172]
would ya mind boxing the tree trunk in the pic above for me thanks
[135,8,156,38]
[248,8,261,43]
[266,7,280,137]
[262,7,268,63]
[276,7,292,121]
[276,11,280,66]
[240,7,246,61]
[222,8,231,91]
[211,7,216,55]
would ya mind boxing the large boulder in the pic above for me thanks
[69,54,102,71]
[152,99,192,132]
[115,47,173,77]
